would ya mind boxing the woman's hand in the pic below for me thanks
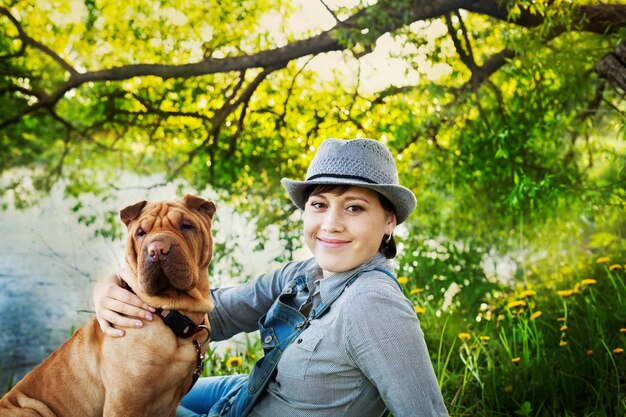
[93,269,155,337]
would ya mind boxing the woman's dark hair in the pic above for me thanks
[303,184,398,259]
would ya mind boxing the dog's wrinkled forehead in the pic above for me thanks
[135,203,187,232]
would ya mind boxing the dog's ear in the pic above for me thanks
[120,200,148,227]
[183,194,216,219]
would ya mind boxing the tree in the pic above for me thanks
[1,0,625,252]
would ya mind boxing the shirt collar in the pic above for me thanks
[304,252,393,306]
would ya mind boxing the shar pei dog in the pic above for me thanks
[0,195,216,417]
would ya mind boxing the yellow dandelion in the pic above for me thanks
[613,348,624,355]
[414,306,426,315]
[580,278,597,286]
[410,288,425,295]
[397,276,409,285]
[479,336,490,343]
[586,349,594,356]
[519,290,536,298]
[557,290,574,297]
[609,264,622,271]
[458,332,471,341]
[620,328,626,334]
[596,256,610,264]
[530,311,542,320]
[226,356,243,368]
[560,325,568,332]
[559,340,568,347]
[507,300,527,309]
[504,385,513,393]
[511,357,521,364]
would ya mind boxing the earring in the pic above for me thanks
[384,232,393,244]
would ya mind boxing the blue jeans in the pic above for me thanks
[176,375,248,417]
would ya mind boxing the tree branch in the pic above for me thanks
[445,11,478,72]
[2,1,626,132]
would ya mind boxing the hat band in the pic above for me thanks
[306,173,378,184]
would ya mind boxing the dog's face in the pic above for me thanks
[120,194,216,312]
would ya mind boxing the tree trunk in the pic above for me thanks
[597,41,626,92]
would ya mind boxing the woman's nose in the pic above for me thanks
[320,209,343,232]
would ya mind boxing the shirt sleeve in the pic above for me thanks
[343,281,449,416]
[207,260,305,341]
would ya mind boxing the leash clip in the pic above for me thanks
[195,324,211,347]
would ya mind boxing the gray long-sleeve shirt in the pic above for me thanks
[208,253,448,417]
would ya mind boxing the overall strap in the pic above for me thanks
[299,273,359,329]
[373,267,403,291]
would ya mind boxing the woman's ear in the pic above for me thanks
[386,213,397,231]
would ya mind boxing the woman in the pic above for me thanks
[94,138,449,416]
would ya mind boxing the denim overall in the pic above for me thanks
[207,268,399,417]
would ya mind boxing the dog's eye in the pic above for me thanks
[181,222,195,231]
[136,228,146,238]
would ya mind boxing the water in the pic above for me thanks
[0,194,121,394]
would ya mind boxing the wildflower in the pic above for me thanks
[560,325,568,332]
[226,356,243,368]
[609,264,622,271]
[613,348,624,355]
[414,306,426,315]
[479,336,490,343]
[596,257,610,264]
[519,290,536,298]
[410,288,425,295]
[511,357,521,364]
[559,340,568,347]
[458,332,471,341]
[586,349,594,356]
[580,278,597,286]
[507,300,527,309]
[620,328,626,334]
[557,317,566,322]
[504,385,513,393]
[557,290,574,297]
[397,276,409,285]
[530,311,542,320]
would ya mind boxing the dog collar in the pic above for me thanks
[121,281,210,344]
[154,308,210,343]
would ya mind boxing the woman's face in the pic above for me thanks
[303,186,396,278]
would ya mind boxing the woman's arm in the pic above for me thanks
[208,259,311,340]
[344,285,448,416]
[93,269,156,337]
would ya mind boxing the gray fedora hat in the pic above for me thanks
[281,138,417,224]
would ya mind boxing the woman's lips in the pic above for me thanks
[317,237,350,247]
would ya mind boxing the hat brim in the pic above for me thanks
[281,177,417,224]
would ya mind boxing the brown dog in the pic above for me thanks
[0,195,216,417]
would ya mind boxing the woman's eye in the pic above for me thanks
[347,205,363,213]
[309,201,326,209]
[136,228,146,238]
